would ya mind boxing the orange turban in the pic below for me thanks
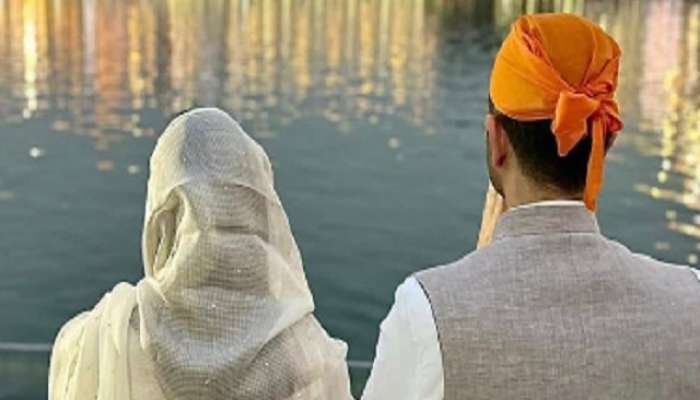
[489,13,623,211]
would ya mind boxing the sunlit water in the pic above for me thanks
[1,0,699,398]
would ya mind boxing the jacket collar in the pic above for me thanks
[492,202,600,242]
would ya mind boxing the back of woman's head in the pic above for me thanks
[136,108,325,399]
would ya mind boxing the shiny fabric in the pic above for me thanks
[49,108,353,400]
[489,13,623,210]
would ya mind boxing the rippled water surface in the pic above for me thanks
[1,0,700,398]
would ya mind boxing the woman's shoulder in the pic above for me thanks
[49,310,93,400]
[53,311,91,351]
[53,282,136,345]
[50,282,141,400]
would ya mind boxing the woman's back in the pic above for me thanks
[49,108,353,400]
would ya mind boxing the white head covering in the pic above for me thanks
[49,108,352,400]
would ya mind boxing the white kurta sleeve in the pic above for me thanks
[361,277,444,400]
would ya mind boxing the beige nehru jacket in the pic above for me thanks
[416,204,700,399]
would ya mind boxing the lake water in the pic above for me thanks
[1,0,700,398]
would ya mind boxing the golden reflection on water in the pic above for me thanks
[602,0,700,264]
[2,0,700,260]
[557,0,700,263]
[0,0,444,140]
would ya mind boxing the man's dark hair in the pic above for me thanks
[488,99,597,195]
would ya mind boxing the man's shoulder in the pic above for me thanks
[604,238,700,279]
[414,246,495,284]
[414,237,700,285]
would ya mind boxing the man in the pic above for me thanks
[362,13,700,400]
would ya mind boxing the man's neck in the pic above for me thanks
[502,180,582,209]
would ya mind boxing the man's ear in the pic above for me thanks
[486,114,509,167]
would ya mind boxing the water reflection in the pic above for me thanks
[0,0,444,145]
[6,0,697,150]
[2,1,700,397]
[1,0,699,283]
[606,0,700,264]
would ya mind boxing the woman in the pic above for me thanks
[49,108,353,400]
